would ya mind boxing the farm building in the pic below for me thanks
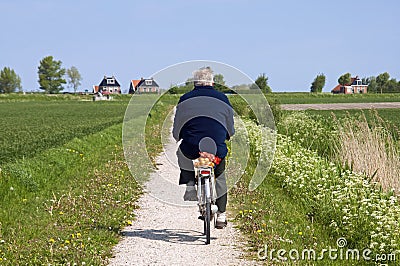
[331,76,368,94]
[93,76,121,94]
[129,78,160,94]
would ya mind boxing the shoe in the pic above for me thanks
[183,186,197,201]
[215,212,227,229]
[198,212,215,221]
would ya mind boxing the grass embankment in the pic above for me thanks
[144,95,180,161]
[0,94,173,264]
[229,127,351,265]
[0,123,142,264]
[227,96,400,265]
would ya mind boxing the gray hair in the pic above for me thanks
[193,67,214,86]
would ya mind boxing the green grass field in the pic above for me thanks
[0,93,179,264]
[267,92,400,104]
[0,94,153,264]
[0,100,129,164]
[303,108,400,127]
[300,109,400,143]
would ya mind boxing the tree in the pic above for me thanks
[363,76,378,93]
[361,77,371,85]
[338,73,351,87]
[251,73,272,93]
[0,67,22,93]
[213,74,225,86]
[387,78,400,93]
[363,74,400,93]
[310,73,326,93]
[376,72,390,94]
[66,66,82,93]
[213,73,230,92]
[38,56,66,93]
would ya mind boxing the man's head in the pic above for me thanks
[193,67,214,86]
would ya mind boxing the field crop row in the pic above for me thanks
[0,100,129,164]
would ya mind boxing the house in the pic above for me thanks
[128,79,141,94]
[93,75,121,94]
[331,76,368,94]
[129,78,160,94]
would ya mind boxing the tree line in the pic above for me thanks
[168,73,272,94]
[0,56,82,93]
[3,57,399,94]
[310,72,400,93]
[362,73,400,93]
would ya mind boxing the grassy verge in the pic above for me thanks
[231,177,349,265]
[230,123,349,265]
[0,121,144,264]
[144,94,179,162]
[226,93,400,265]
[231,122,400,265]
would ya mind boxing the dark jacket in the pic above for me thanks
[173,85,235,159]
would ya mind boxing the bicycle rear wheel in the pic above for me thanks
[205,202,211,244]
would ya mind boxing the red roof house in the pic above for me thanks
[331,76,368,94]
[129,78,160,94]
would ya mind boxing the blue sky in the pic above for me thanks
[1,0,399,92]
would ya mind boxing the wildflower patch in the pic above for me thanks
[272,134,400,254]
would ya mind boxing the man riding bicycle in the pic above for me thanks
[172,66,235,229]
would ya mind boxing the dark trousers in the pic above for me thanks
[180,158,227,213]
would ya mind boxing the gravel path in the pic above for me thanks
[281,102,400,110]
[108,120,259,266]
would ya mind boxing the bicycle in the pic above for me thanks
[193,156,219,245]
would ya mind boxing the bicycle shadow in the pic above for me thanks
[122,228,217,245]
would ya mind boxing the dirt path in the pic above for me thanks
[281,102,400,110]
[108,122,259,265]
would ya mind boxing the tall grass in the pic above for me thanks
[280,110,400,194]
[334,111,400,193]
